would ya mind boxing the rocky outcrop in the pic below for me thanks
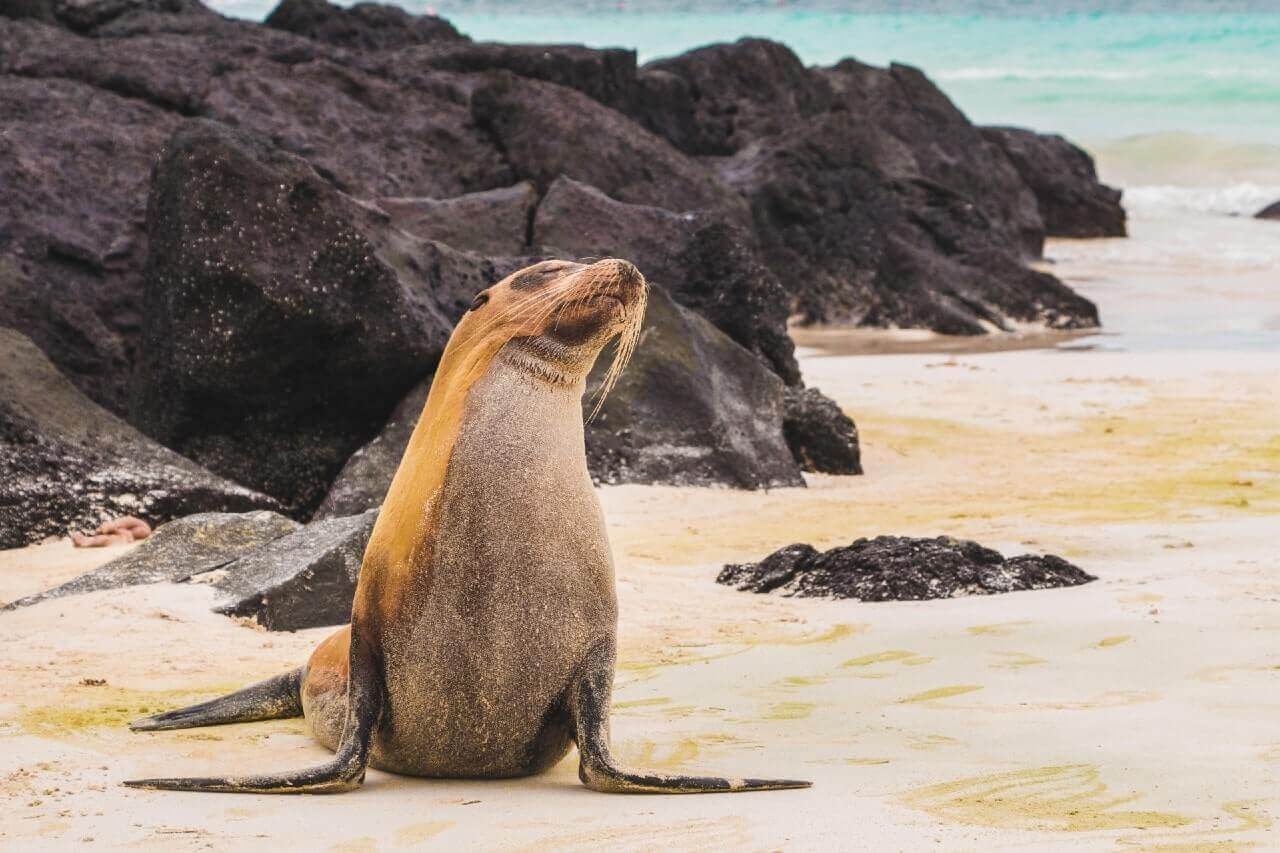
[1255,200,1280,221]
[379,182,537,257]
[211,510,377,630]
[0,64,180,412]
[632,38,833,156]
[314,377,429,519]
[1,510,298,609]
[821,60,1044,257]
[370,41,638,111]
[585,287,803,489]
[782,387,862,475]
[982,127,1127,238]
[0,328,279,550]
[1,0,217,34]
[264,0,462,50]
[471,72,748,222]
[130,121,464,516]
[724,111,1099,333]
[718,536,1095,600]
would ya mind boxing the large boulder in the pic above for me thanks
[631,38,833,156]
[211,510,377,630]
[314,376,429,519]
[723,111,1099,333]
[264,0,463,50]
[533,176,798,384]
[1,510,298,609]
[378,182,537,257]
[0,329,279,550]
[982,126,1127,238]
[0,13,509,413]
[821,60,1044,257]
[129,120,469,516]
[718,536,1095,600]
[585,286,803,489]
[370,41,638,111]
[0,61,181,412]
[200,57,510,201]
[470,72,748,222]
[782,387,862,475]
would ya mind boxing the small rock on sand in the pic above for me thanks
[718,535,1094,600]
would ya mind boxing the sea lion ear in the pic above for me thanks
[469,292,490,312]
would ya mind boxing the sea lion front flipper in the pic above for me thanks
[123,626,384,794]
[569,640,812,794]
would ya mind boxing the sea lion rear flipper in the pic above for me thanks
[569,640,812,794]
[123,627,384,794]
[129,668,305,732]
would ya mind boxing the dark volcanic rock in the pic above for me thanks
[585,286,803,489]
[212,510,376,630]
[130,120,463,516]
[633,38,833,156]
[30,0,217,35]
[982,126,1127,238]
[0,12,508,411]
[372,41,637,110]
[264,0,462,50]
[1255,200,1280,221]
[2,510,298,609]
[723,111,1099,333]
[718,536,1095,600]
[314,376,429,519]
[0,328,279,550]
[533,176,798,384]
[471,72,748,221]
[782,387,862,475]
[822,60,1044,257]
[379,182,536,256]
[0,66,180,411]
[200,56,510,201]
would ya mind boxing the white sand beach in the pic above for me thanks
[1,214,1278,850]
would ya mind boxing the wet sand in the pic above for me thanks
[2,224,1278,849]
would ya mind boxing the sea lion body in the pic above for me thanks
[125,259,808,795]
[303,354,612,777]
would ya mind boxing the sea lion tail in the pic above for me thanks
[129,667,304,732]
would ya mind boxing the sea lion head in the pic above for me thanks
[453,258,648,412]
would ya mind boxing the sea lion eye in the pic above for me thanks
[470,292,490,311]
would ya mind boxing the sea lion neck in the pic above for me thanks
[498,337,597,391]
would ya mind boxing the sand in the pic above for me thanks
[2,227,1278,849]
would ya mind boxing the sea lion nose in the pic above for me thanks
[599,258,644,288]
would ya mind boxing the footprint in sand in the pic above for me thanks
[900,764,1190,833]
[966,621,1032,637]
[840,650,934,679]
[897,685,984,704]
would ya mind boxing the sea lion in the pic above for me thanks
[124,258,809,795]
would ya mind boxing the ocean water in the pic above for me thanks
[208,0,1280,349]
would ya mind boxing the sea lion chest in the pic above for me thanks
[374,358,617,777]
